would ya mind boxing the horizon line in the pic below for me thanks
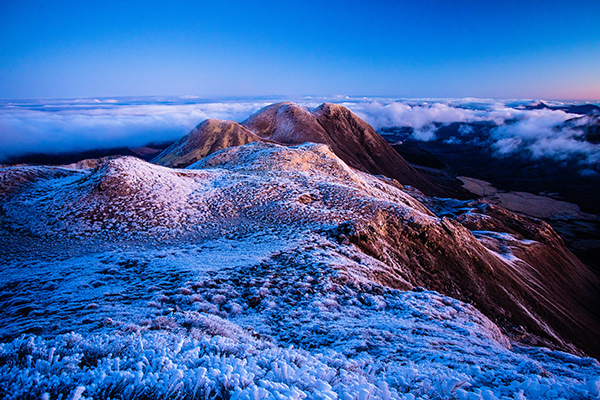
[1,94,599,103]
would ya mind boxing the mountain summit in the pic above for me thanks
[153,102,440,194]
[2,103,600,398]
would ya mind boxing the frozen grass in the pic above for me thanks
[1,324,598,400]
[1,144,599,399]
[1,233,598,399]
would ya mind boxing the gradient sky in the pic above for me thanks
[1,0,600,100]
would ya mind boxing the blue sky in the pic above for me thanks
[1,0,599,100]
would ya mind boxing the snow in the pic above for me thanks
[1,143,432,241]
[1,142,599,399]
[2,229,599,399]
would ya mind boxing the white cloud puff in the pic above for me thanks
[348,101,482,131]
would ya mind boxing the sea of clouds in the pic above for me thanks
[0,97,279,162]
[347,99,599,167]
[1,96,598,166]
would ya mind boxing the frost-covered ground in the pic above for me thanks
[2,231,599,400]
[1,143,599,399]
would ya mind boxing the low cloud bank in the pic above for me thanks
[0,98,275,162]
[1,97,598,168]
[490,114,599,166]
[345,100,600,167]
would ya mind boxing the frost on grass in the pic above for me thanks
[1,319,599,400]
[1,143,599,399]
[0,143,431,240]
[1,234,599,399]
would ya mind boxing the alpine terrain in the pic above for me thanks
[1,103,599,399]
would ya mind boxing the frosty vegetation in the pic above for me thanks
[1,142,599,399]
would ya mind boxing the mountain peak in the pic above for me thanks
[154,102,441,195]
[152,118,261,168]
[242,102,324,143]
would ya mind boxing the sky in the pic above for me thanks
[1,0,600,100]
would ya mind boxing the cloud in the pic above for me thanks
[347,101,482,131]
[493,137,523,155]
[1,96,598,168]
[490,109,576,141]
[489,112,599,164]
[344,99,599,166]
[0,98,274,162]
[579,168,599,177]
[528,136,600,164]
[458,124,474,135]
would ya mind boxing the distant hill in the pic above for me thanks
[524,101,600,115]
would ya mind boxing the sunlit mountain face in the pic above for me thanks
[1,98,600,399]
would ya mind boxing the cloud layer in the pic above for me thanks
[1,97,599,169]
[344,100,600,168]
[0,98,280,162]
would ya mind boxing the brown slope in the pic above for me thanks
[454,203,600,357]
[335,198,600,358]
[152,119,263,168]
[241,102,328,144]
[312,103,441,195]
[242,102,440,195]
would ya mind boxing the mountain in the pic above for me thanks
[154,102,443,195]
[3,141,600,358]
[524,101,600,115]
[152,119,263,168]
[581,114,600,143]
[2,105,600,398]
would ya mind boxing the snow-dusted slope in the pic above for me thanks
[3,142,599,352]
[2,220,599,399]
[1,142,599,399]
[154,102,440,195]
[2,143,428,240]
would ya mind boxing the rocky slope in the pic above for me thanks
[153,102,441,195]
[3,140,600,359]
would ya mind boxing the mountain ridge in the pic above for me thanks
[3,141,599,357]
[153,102,443,196]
